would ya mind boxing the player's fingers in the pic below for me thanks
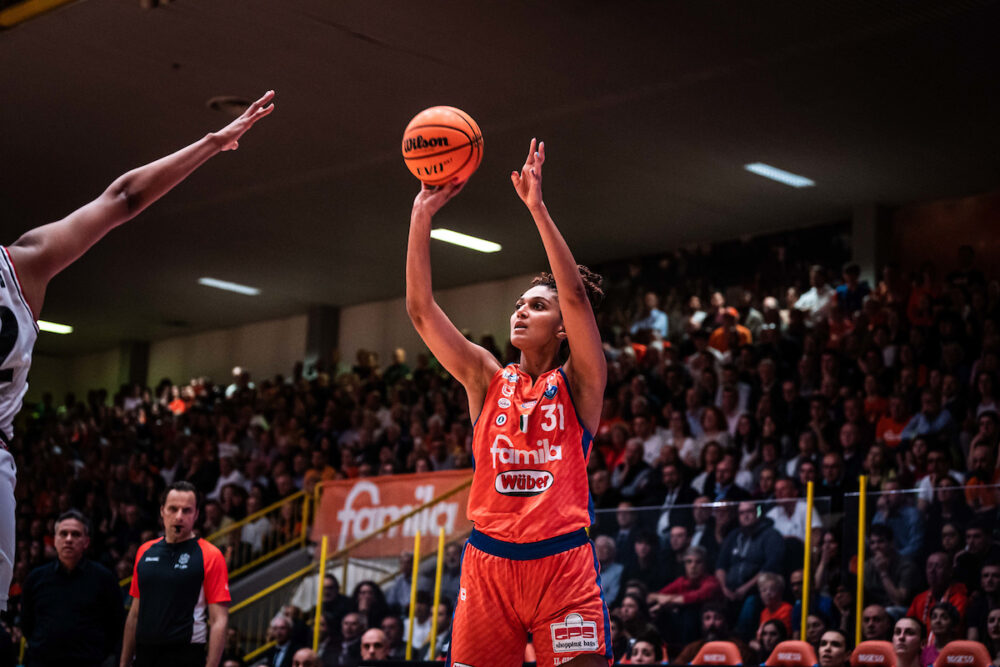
[511,171,520,187]
[537,141,545,163]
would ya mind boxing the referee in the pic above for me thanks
[120,481,231,667]
[21,510,123,667]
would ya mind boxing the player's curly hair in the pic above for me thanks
[530,265,604,311]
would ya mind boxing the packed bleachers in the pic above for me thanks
[5,233,1000,665]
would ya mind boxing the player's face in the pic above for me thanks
[510,286,564,350]
[161,490,198,541]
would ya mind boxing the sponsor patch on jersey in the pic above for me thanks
[501,383,515,397]
[495,414,507,426]
[502,369,519,382]
[175,552,190,570]
[490,435,562,467]
[497,397,511,409]
[144,556,159,562]
[544,384,558,399]
[494,469,554,496]
[550,613,598,653]
[520,399,537,409]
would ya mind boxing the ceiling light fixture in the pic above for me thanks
[430,228,502,253]
[37,320,73,335]
[744,162,815,188]
[198,277,261,296]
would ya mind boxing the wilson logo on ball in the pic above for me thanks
[403,135,450,153]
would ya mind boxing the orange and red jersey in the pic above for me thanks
[468,364,594,543]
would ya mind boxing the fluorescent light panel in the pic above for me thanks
[430,228,501,253]
[198,277,261,296]
[744,162,815,188]
[38,320,73,335]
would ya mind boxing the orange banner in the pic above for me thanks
[313,470,473,558]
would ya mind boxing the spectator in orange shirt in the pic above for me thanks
[875,394,910,449]
[708,308,752,354]
[755,572,793,636]
[965,444,1000,514]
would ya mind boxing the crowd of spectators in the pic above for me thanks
[4,233,1000,665]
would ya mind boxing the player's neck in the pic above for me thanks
[518,349,560,381]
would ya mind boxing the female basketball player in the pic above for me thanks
[407,139,611,666]
[0,91,274,613]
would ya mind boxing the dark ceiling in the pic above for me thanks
[2,0,999,355]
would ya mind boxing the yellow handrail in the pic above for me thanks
[230,562,318,613]
[855,475,868,646]
[800,481,814,639]
[244,639,277,663]
[405,531,421,661]
[312,536,329,651]
[429,527,445,660]
[204,490,308,543]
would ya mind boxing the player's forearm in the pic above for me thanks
[406,210,436,317]
[206,621,227,667]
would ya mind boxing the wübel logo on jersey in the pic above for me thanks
[550,614,598,653]
[494,469,554,496]
[490,435,562,468]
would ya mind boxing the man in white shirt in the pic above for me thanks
[766,478,822,541]
[794,265,836,327]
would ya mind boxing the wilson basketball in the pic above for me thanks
[402,106,484,186]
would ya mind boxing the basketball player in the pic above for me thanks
[0,90,274,611]
[406,139,611,666]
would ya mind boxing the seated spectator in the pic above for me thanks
[923,602,961,667]
[622,531,669,594]
[380,616,405,660]
[956,522,1000,593]
[691,441,725,495]
[796,265,836,327]
[590,469,623,536]
[965,444,1000,514]
[632,291,669,340]
[767,477,822,541]
[967,561,1000,641]
[612,439,654,500]
[651,463,697,542]
[786,431,819,479]
[756,572,793,635]
[703,453,752,503]
[872,480,925,558]
[861,605,893,642]
[754,619,789,663]
[419,542,461,605]
[806,612,831,650]
[815,530,847,602]
[901,390,955,447]
[647,545,720,646]
[818,629,853,667]
[351,580,389,631]
[906,552,968,635]
[615,501,642,569]
[659,525,693,583]
[715,501,785,638]
[384,551,413,615]
[982,608,1000,667]
[690,496,721,565]
[875,395,910,449]
[402,591,432,653]
[614,592,659,643]
[627,629,668,665]
[892,617,925,667]
[925,477,975,553]
[673,601,756,665]
[709,308,753,354]
[594,535,625,604]
[864,524,921,615]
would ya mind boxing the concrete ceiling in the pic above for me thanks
[2,0,999,355]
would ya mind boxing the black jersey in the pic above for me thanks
[129,537,230,646]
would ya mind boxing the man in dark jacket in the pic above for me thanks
[21,510,124,667]
[715,501,785,639]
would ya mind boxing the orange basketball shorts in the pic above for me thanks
[448,529,612,667]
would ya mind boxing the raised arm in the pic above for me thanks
[7,90,276,319]
[406,182,500,421]
[511,139,606,433]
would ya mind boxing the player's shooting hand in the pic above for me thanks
[511,138,545,211]
[413,179,466,218]
[213,90,276,151]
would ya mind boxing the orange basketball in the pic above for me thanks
[402,106,484,186]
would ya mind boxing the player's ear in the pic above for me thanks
[556,324,567,340]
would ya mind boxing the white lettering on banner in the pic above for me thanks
[945,657,974,665]
[490,435,562,468]
[702,655,727,663]
[335,481,459,549]
[857,656,885,663]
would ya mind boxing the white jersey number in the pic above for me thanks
[540,404,565,432]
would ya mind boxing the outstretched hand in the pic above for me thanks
[412,179,466,218]
[214,90,276,151]
[511,138,545,210]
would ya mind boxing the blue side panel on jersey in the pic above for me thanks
[588,541,614,660]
